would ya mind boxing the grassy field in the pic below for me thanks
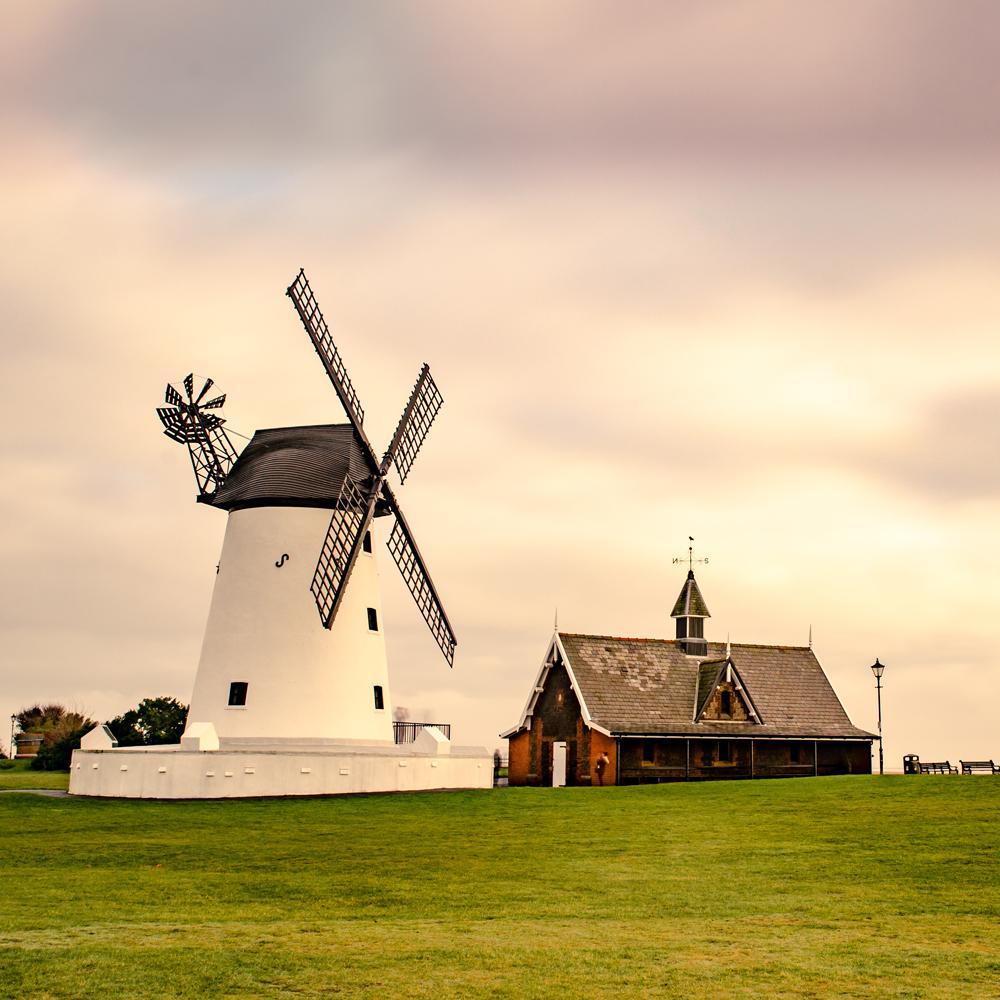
[0,759,70,791]
[1,777,998,999]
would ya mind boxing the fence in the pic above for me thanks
[392,722,452,744]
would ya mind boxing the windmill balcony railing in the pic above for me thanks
[392,722,451,744]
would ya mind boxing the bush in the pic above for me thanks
[107,697,188,746]
[0,759,15,771]
[31,724,95,771]
[15,705,97,772]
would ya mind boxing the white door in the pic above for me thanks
[552,742,567,787]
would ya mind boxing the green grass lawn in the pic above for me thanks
[0,759,69,790]
[1,777,998,999]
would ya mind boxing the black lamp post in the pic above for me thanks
[870,659,885,775]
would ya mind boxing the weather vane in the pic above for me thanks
[672,536,709,573]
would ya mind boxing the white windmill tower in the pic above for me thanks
[154,271,457,748]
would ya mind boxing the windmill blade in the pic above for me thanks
[183,373,194,399]
[311,475,378,628]
[156,406,191,443]
[286,269,367,433]
[384,492,456,667]
[201,394,226,409]
[381,365,443,484]
[165,383,183,406]
[194,377,215,404]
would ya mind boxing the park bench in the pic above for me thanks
[959,760,999,775]
[918,761,957,774]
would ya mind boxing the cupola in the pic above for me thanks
[671,570,710,655]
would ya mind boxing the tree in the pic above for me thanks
[107,697,188,746]
[14,705,97,771]
[32,721,96,771]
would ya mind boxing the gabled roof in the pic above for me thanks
[696,659,725,718]
[671,571,710,618]
[694,657,762,722]
[506,633,874,740]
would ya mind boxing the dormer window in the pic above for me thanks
[720,690,732,717]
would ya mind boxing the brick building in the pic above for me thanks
[502,571,875,786]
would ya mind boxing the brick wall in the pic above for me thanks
[508,730,531,785]
[700,680,751,722]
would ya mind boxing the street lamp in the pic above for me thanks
[870,659,885,775]
[9,714,15,762]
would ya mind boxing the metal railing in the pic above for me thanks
[392,722,451,744]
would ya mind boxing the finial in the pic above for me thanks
[808,624,812,649]
[726,632,731,659]
[554,606,559,632]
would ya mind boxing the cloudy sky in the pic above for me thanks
[3,2,999,767]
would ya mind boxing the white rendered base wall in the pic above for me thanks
[68,738,493,799]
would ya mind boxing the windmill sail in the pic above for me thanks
[385,498,456,667]
[287,269,366,432]
[287,270,457,667]
[311,475,378,628]
[382,364,443,484]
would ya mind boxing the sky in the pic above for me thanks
[2,2,999,769]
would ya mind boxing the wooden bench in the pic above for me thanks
[918,761,957,774]
[960,760,999,775]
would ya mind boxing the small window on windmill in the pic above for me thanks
[362,530,372,554]
[790,744,801,764]
[720,690,732,717]
[367,607,379,631]
[373,685,384,711]
[228,682,248,707]
[642,741,656,764]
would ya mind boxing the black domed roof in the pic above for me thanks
[205,424,385,513]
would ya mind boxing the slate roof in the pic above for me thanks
[671,571,710,618]
[206,424,383,512]
[554,633,874,739]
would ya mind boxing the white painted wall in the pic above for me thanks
[69,743,494,798]
[186,506,394,742]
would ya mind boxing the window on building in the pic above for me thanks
[367,607,379,631]
[642,741,656,764]
[790,744,801,764]
[373,685,384,710]
[718,740,733,763]
[720,690,732,717]
[362,530,372,553]
[228,682,248,707]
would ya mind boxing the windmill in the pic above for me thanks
[155,270,457,746]
[156,374,238,498]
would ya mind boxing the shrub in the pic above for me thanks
[0,759,15,771]
[31,723,96,771]
[17,707,97,772]
[107,697,188,746]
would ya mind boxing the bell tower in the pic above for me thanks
[670,539,710,655]
[671,571,710,655]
